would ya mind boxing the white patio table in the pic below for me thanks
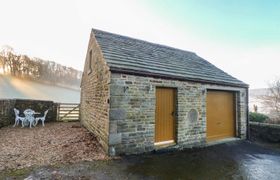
[23,109,40,128]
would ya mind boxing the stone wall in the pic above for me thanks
[0,99,16,128]
[0,99,58,128]
[109,73,248,155]
[80,32,111,153]
[250,122,280,143]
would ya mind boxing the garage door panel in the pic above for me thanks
[207,91,235,142]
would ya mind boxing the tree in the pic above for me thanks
[259,79,280,118]
[0,45,82,88]
[253,104,258,113]
[0,45,15,74]
[0,55,5,73]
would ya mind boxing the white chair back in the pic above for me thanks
[43,110,49,118]
[13,108,20,117]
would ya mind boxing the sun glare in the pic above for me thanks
[0,67,4,74]
[10,77,48,99]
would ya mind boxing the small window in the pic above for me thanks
[87,50,92,74]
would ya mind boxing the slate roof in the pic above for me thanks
[92,29,248,88]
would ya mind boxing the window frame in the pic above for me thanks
[87,50,92,74]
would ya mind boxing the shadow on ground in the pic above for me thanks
[2,140,280,180]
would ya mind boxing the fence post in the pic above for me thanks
[56,103,60,121]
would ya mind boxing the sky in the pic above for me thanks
[0,0,279,89]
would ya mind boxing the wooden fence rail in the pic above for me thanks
[57,103,80,122]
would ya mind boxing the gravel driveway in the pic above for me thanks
[0,122,108,171]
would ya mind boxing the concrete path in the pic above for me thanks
[2,141,280,179]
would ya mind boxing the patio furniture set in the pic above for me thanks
[13,108,49,128]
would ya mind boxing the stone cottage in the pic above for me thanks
[80,29,249,155]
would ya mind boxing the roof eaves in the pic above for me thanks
[109,66,249,88]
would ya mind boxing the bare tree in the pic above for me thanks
[253,104,258,113]
[258,80,280,118]
[0,55,4,73]
[0,45,82,88]
[0,45,15,74]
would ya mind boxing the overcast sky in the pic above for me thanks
[0,0,279,89]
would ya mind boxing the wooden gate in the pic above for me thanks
[57,103,80,122]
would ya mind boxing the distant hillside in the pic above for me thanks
[250,88,268,97]
[0,75,80,103]
[0,45,82,89]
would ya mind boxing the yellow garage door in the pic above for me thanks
[155,88,175,144]
[206,90,236,142]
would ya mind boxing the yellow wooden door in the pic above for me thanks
[206,91,235,142]
[155,88,175,143]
